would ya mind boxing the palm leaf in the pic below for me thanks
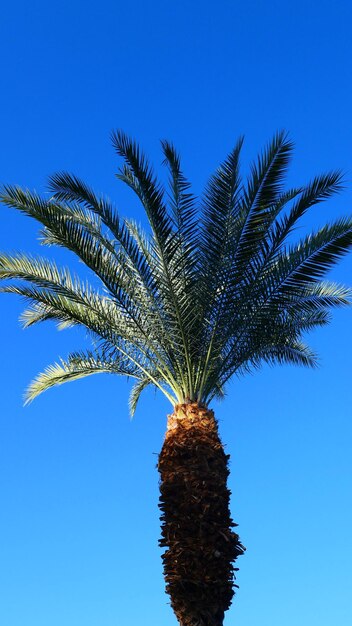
[129,377,154,418]
[25,350,141,404]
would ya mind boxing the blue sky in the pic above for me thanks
[1,1,352,625]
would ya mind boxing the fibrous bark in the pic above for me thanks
[158,402,245,626]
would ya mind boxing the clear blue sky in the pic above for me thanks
[1,1,351,625]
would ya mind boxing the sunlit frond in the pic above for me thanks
[25,350,140,404]
[129,377,154,418]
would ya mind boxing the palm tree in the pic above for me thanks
[1,131,352,626]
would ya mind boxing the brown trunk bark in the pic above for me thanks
[158,402,245,626]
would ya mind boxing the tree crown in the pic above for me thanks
[1,131,351,413]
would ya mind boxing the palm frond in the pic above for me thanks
[48,172,121,238]
[25,350,140,404]
[129,377,153,418]
[113,130,199,398]
[229,132,293,277]
[267,172,344,256]
[199,136,244,282]
[161,140,197,248]
[261,341,318,368]
[272,218,352,296]
[112,130,173,247]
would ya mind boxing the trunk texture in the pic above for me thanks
[158,402,245,626]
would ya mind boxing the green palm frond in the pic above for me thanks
[267,172,344,256]
[161,140,197,249]
[199,136,243,283]
[48,172,122,238]
[261,341,318,368]
[279,218,352,287]
[25,350,141,405]
[286,281,352,311]
[1,131,351,407]
[112,130,200,398]
[112,130,173,248]
[129,377,154,418]
[230,132,293,270]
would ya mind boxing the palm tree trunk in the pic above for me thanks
[158,402,245,626]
